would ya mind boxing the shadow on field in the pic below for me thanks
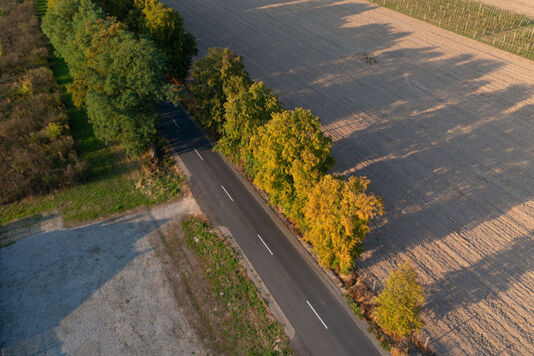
[165,1,534,350]
[245,0,534,302]
[0,214,168,354]
[426,232,534,318]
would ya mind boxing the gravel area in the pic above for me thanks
[0,197,211,355]
[162,0,534,354]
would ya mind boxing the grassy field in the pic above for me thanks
[182,218,290,354]
[0,1,183,226]
[369,0,534,59]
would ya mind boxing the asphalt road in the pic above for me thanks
[160,103,381,356]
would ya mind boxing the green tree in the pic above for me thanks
[99,0,197,81]
[190,47,249,134]
[303,174,383,273]
[216,81,282,176]
[136,0,197,80]
[42,0,173,156]
[84,20,168,155]
[251,108,335,223]
[376,264,425,338]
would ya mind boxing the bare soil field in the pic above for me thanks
[0,198,213,355]
[476,0,534,17]
[163,0,534,354]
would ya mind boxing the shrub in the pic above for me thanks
[376,263,425,338]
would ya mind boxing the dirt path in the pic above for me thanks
[163,0,534,354]
[476,0,534,17]
[0,197,212,355]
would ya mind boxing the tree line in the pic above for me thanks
[0,0,82,204]
[42,0,195,156]
[190,48,384,274]
[190,48,426,341]
[98,0,197,81]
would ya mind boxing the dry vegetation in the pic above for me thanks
[0,0,186,226]
[0,0,82,204]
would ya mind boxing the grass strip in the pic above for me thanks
[182,218,290,355]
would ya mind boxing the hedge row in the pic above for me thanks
[190,48,383,273]
[0,0,82,204]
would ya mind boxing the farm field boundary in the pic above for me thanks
[368,0,534,59]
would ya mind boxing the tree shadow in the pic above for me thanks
[165,0,534,352]
[0,213,169,354]
[425,232,534,319]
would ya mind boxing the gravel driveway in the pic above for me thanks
[0,197,210,355]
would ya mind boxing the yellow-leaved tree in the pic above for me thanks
[216,81,282,176]
[250,108,335,225]
[376,263,425,338]
[303,174,383,273]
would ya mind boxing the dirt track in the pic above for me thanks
[163,0,534,354]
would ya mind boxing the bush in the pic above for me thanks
[0,0,81,204]
[376,264,425,338]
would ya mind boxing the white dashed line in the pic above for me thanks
[221,185,234,201]
[306,300,328,329]
[194,148,204,161]
[257,234,274,255]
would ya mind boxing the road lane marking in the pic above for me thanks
[172,118,180,128]
[221,185,234,202]
[194,148,204,161]
[306,300,328,329]
[257,234,274,255]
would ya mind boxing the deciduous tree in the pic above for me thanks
[303,174,383,273]
[190,47,249,134]
[42,0,172,156]
[251,108,335,223]
[216,81,282,176]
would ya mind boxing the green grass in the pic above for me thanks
[369,0,534,59]
[182,218,290,355]
[1,1,182,226]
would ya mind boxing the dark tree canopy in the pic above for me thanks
[43,0,171,155]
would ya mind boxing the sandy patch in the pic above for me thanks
[475,0,534,17]
[162,0,534,354]
[0,197,212,355]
